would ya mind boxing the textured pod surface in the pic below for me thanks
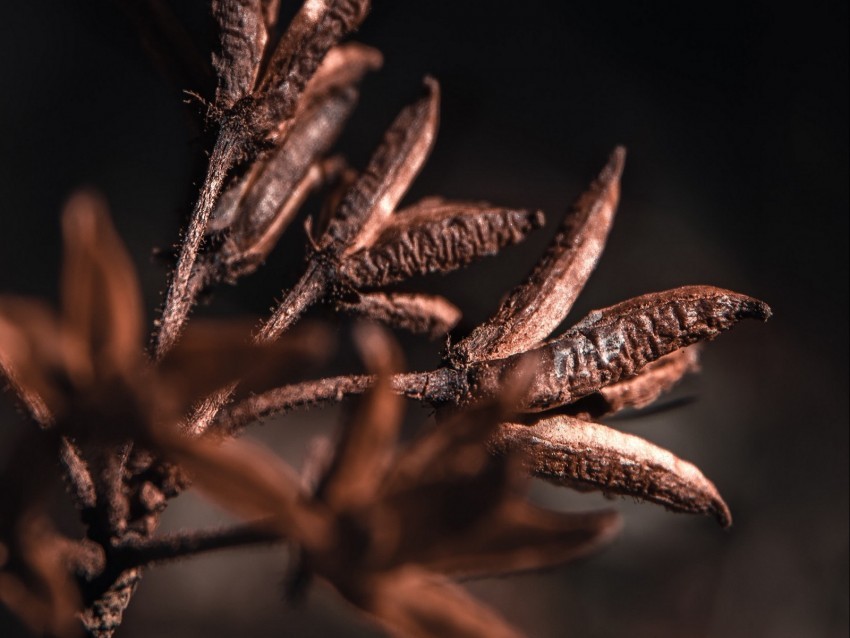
[212,0,267,110]
[320,78,439,254]
[469,286,770,411]
[220,89,359,260]
[338,292,461,338]
[209,43,380,237]
[339,203,545,287]
[453,147,624,364]
[495,416,732,527]
[256,0,371,131]
[299,43,382,110]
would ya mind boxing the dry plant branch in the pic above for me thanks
[0,2,770,637]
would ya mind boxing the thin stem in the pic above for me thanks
[88,445,132,542]
[155,132,241,359]
[59,438,97,511]
[213,369,462,435]
[116,522,281,568]
[255,260,328,343]
[0,363,97,511]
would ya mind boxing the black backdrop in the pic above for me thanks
[1,2,847,637]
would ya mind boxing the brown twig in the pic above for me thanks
[115,523,281,568]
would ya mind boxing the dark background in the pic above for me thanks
[1,1,847,637]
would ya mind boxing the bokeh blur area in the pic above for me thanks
[1,2,847,637]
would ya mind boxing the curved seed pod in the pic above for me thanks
[469,286,770,412]
[339,203,545,287]
[453,148,625,364]
[209,44,380,236]
[564,346,701,419]
[213,85,364,261]
[494,416,732,527]
[212,0,268,111]
[338,292,462,338]
[219,80,357,262]
[596,345,700,415]
[299,43,382,111]
[226,159,337,272]
[320,78,440,254]
[255,0,371,133]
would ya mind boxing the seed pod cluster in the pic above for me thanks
[0,2,772,636]
[258,78,545,341]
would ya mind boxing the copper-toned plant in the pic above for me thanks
[0,2,769,637]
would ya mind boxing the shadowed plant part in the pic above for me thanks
[0,194,329,636]
[256,77,546,341]
[215,148,770,529]
[0,1,770,637]
[178,326,621,637]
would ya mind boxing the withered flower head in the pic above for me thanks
[0,193,329,635]
[214,148,771,530]
[258,78,546,341]
[447,148,771,527]
[179,325,620,637]
[158,0,374,356]
[204,43,383,283]
[0,193,326,447]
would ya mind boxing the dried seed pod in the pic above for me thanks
[494,416,732,527]
[469,286,770,412]
[453,147,624,364]
[206,78,377,274]
[596,345,700,415]
[215,152,340,278]
[338,292,461,338]
[254,0,372,135]
[212,0,269,110]
[208,44,381,256]
[320,77,440,254]
[298,43,383,112]
[339,202,545,288]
